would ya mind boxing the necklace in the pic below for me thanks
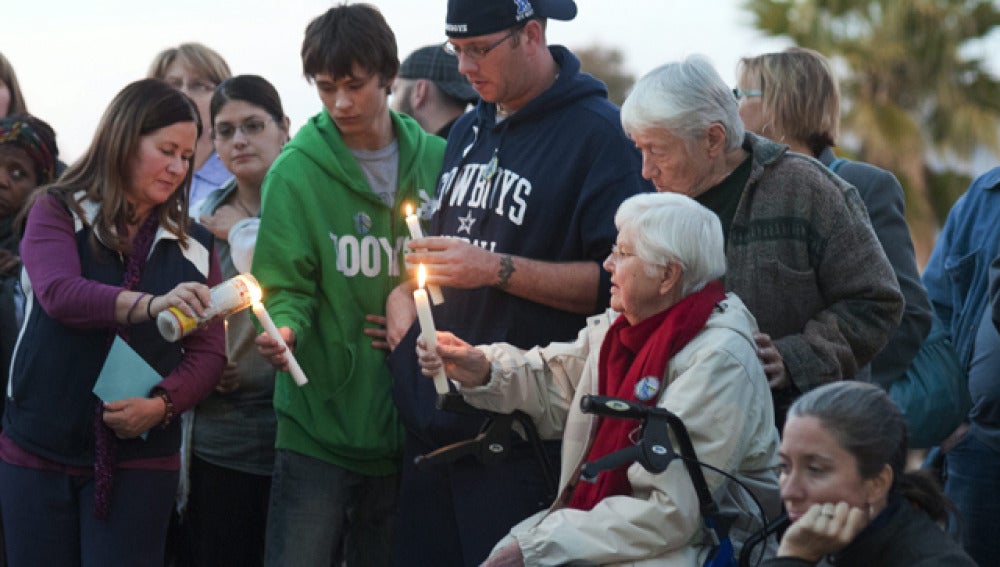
[231,193,258,216]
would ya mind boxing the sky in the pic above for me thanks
[5,0,999,169]
[4,0,794,162]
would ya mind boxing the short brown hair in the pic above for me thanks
[737,47,840,156]
[301,3,399,85]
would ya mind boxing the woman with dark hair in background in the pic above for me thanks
[0,113,58,567]
[0,114,58,418]
[148,43,234,216]
[0,78,224,565]
[185,74,290,567]
[767,381,974,566]
[0,53,29,119]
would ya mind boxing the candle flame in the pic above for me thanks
[418,264,427,289]
[248,277,263,304]
[405,203,414,217]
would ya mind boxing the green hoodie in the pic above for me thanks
[252,109,445,475]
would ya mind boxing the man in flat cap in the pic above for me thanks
[393,45,478,138]
[385,0,652,564]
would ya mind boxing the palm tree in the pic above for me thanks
[574,45,636,107]
[745,0,1000,264]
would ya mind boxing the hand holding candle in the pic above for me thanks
[414,264,450,395]
[248,281,309,387]
[404,203,444,305]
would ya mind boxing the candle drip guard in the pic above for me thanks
[413,393,558,501]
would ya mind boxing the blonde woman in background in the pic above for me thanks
[734,47,930,395]
[148,43,233,216]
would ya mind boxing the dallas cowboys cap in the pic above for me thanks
[445,0,578,38]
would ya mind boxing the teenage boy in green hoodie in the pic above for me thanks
[250,5,446,566]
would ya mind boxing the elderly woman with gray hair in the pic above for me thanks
[619,55,903,428]
[417,192,781,566]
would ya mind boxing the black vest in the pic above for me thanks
[5,212,214,467]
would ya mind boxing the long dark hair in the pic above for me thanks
[23,78,200,253]
[788,381,950,523]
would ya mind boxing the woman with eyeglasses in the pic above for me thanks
[735,48,931,397]
[148,43,234,216]
[415,192,781,566]
[179,74,290,567]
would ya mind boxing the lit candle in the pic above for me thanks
[414,264,449,395]
[248,282,309,387]
[404,204,444,305]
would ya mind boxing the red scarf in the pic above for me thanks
[568,280,725,511]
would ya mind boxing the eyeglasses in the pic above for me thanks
[732,88,763,101]
[609,244,638,263]
[211,118,274,141]
[165,78,217,96]
[442,26,520,60]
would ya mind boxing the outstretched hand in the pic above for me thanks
[415,331,491,387]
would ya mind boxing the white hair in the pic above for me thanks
[614,192,726,297]
[621,54,744,152]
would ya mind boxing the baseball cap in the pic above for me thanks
[445,0,577,38]
[399,45,479,104]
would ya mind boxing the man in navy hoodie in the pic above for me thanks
[384,0,652,564]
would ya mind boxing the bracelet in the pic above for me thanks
[126,293,147,324]
[155,390,174,429]
[147,295,157,321]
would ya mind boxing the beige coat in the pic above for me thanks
[461,293,781,566]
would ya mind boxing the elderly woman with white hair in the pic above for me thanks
[417,192,781,566]
[619,55,903,428]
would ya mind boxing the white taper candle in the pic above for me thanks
[404,204,444,305]
[414,265,449,394]
[252,301,309,387]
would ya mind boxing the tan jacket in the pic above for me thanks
[462,293,781,566]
